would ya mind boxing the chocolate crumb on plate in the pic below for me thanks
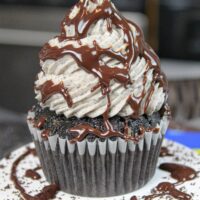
[4,152,11,160]
[159,147,174,157]
[0,165,4,169]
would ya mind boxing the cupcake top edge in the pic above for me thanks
[34,0,169,119]
[28,104,166,143]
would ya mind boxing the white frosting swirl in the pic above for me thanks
[35,0,166,118]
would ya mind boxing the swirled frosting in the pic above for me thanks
[35,0,168,119]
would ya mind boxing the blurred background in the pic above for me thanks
[0,0,200,157]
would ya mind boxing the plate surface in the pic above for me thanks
[0,139,200,200]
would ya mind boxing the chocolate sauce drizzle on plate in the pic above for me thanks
[8,147,198,200]
[25,167,42,180]
[135,163,198,200]
[11,148,59,200]
[143,182,192,200]
[130,196,138,200]
[37,0,169,143]
[159,163,197,183]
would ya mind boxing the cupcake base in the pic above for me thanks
[28,115,168,197]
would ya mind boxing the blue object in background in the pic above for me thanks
[166,129,200,149]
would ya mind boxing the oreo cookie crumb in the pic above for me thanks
[31,104,161,140]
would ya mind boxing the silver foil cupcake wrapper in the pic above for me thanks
[27,116,169,197]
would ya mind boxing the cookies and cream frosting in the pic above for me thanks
[35,0,168,119]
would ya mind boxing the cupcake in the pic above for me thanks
[27,0,170,197]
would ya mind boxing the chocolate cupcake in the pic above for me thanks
[27,0,170,197]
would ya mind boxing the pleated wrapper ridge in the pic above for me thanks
[27,113,169,197]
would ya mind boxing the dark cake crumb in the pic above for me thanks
[31,104,161,141]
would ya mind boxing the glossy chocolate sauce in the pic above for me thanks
[11,148,59,200]
[31,116,50,141]
[127,95,141,119]
[134,33,167,90]
[37,0,169,143]
[130,196,138,200]
[126,21,168,112]
[69,94,138,143]
[34,116,46,129]
[36,80,73,108]
[25,167,42,180]
[41,129,50,141]
[140,162,198,200]
[144,182,192,200]
[159,147,173,157]
[69,93,160,143]
[159,163,197,183]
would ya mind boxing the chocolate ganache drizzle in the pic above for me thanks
[159,163,197,183]
[35,0,169,142]
[37,80,73,108]
[139,163,198,200]
[143,182,192,200]
[11,148,59,200]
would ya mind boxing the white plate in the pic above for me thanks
[0,139,200,200]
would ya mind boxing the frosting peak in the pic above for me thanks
[35,0,168,119]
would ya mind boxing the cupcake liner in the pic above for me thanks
[27,115,169,197]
